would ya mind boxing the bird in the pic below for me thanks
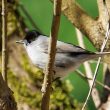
[16,30,110,78]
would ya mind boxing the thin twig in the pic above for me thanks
[82,19,110,110]
[75,70,110,91]
[76,28,101,108]
[1,0,8,83]
[18,3,42,33]
[41,0,62,110]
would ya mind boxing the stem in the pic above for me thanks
[41,0,62,110]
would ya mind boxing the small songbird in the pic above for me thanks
[16,30,110,78]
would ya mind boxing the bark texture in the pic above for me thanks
[41,0,62,110]
[0,74,17,110]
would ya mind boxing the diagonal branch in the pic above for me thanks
[61,0,110,54]
[61,0,102,43]
[41,0,62,110]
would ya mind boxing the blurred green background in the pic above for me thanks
[18,0,103,109]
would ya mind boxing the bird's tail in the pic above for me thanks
[83,52,110,62]
[95,52,110,57]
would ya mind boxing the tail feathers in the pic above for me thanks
[84,52,110,61]
[95,52,110,56]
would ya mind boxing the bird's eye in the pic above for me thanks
[28,40,31,43]
[25,40,31,46]
[28,40,32,44]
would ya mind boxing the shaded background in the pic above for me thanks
[0,0,105,110]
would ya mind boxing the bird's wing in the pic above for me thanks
[38,36,93,54]
[56,41,92,54]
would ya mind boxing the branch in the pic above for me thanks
[61,0,110,54]
[0,1,17,110]
[41,0,62,110]
[61,0,99,42]
[2,0,8,82]
[76,28,101,108]
[97,0,110,31]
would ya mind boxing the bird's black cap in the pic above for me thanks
[24,30,41,42]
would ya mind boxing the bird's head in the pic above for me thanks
[16,30,41,46]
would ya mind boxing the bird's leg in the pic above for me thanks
[51,70,61,92]
[41,70,57,93]
[53,77,61,82]
[52,70,61,82]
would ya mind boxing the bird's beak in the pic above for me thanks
[16,40,24,44]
